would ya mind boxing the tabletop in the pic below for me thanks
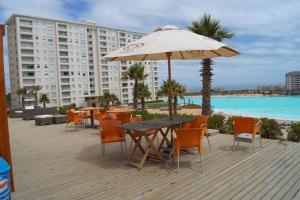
[118,117,194,133]
[106,109,135,113]
[80,107,102,111]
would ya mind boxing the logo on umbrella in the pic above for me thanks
[186,50,205,55]
[123,43,144,51]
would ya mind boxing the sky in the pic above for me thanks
[1,0,300,91]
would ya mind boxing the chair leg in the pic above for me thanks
[207,136,211,149]
[124,141,127,153]
[260,137,262,148]
[121,142,123,153]
[130,140,133,151]
[102,144,105,155]
[233,139,235,151]
[237,140,239,149]
[200,153,204,173]
[177,154,180,175]
[252,139,255,152]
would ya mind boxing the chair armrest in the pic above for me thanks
[253,120,262,137]
[172,131,177,140]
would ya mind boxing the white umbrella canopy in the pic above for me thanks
[104,25,239,119]
[104,25,239,61]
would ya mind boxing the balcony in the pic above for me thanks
[22,64,34,70]
[58,24,67,30]
[60,71,70,77]
[21,49,34,55]
[22,71,35,78]
[61,91,71,97]
[58,38,68,43]
[20,41,33,48]
[20,34,33,40]
[59,51,68,57]
[19,26,32,33]
[21,56,34,63]
[19,19,32,26]
[61,85,70,91]
[59,44,68,50]
[61,78,70,84]
[60,58,69,64]
[60,65,69,70]
[58,30,67,37]
[22,79,35,85]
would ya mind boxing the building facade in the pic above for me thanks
[286,71,300,91]
[6,15,159,108]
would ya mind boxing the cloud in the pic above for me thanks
[1,0,300,91]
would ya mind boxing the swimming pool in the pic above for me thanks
[176,96,300,121]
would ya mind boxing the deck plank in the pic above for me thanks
[8,118,300,200]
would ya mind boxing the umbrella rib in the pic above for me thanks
[179,51,185,59]
[111,57,118,61]
[222,46,240,54]
[211,50,222,56]
[142,54,148,61]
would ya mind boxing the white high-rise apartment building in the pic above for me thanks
[6,15,159,108]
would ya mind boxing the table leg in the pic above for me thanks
[90,110,94,128]
[158,127,171,151]
[128,132,145,154]
[127,135,144,167]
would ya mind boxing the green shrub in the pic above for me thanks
[208,114,226,133]
[287,122,300,142]
[260,118,282,139]
[132,110,168,120]
[58,103,77,115]
[224,117,233,134]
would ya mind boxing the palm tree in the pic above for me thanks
[110,93,121,106]
[137,83,152,111]
[188,14,234,115]
[122,63,148,109]
[16,87,27,108]
[157,80,186,114]
[97,92,121,108]
[39,93,50,108]
[30,85,42,107]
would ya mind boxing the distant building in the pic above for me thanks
[6,14,159,108]
[286,71,300,92]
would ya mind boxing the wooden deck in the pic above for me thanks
[9,118,300,200]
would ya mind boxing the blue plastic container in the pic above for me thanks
[0,157,10,200]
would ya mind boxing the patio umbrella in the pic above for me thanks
[104,25,239,119]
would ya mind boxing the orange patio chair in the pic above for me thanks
[66,110,84,131]
[183,115,211,149]
[99,120,127,155]
[232,116,262,151]
[116,112,132,124]
[173,128,204,174]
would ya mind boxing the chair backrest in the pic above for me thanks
[66,111,73,123]
[100,120,124,140]
[85,110,91,118]
[182,115,208,129]
[116,112,132,124]
[232,116,255,135]
[192,115,208,128]
[93,112,101,122]
[175,128,203,155]
[69,108,76,113]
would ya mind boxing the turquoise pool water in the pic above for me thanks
[176,96,300,121]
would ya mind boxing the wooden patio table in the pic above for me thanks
[118,117,194,169]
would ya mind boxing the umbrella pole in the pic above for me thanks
[167,52,173,120]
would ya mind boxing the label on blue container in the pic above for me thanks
[0,173,10,200]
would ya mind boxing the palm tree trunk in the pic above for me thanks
[43,102,46,108]
[173,96,178,115]
[22,96,25,108]
[35,93,38,107]
[141,97,145,111]
[201,58,213,115]
[133,80,138,109]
